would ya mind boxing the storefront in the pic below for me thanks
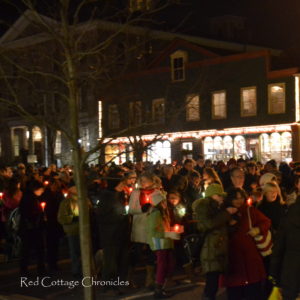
[104,124,293,164]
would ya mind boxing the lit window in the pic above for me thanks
[129,0,152,12]
[241,87,257,117]
[204,137,214,159]
[129,101,142,127]
[13,134,19,157]
[234,135,246,158]
[268,83,285,114]
[182,142,193,150]
[55,131,62,154]
[32,126,42,141]
[108,104,120,129]
[212,91,226,119]
[152,98,165,123]
[186,95,200,121]
[170,50,188,82]
[147,141,171,163]
[98,100,102,138]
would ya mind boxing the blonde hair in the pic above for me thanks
[138,172,162,189]
[263,182,285,204]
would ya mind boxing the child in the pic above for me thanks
[147,193,183,298]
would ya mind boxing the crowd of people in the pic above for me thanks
[0,156,299,300]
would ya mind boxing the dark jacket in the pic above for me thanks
[95,189,130,248]
[270,198,300,296]
[19,190,45,232]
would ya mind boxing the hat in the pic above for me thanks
[259,173,276,188]
[205,184,227,198]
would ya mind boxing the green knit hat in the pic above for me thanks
[205,183,227,198]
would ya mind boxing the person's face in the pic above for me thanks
[168,193,180,206]
[265,188,278,202]
[211,194,224,204]
[232,192,245,208]
[192,177,201,187]
[140,177,153,189]
[4,168,13,178]
[126,175,137,186]
[231,170,245,188]
[185,162,193,171]
[34,188,44,196]
[248,166,256,175]
[203,172,209,180]
[197,159,204,167]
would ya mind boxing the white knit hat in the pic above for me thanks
[259,173,276,188]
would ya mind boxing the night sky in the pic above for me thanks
[0,0,299,50]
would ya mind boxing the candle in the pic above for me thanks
[174,224,180,232]
[40,202,46,211]
[129,187,133,194]
[179,207,186,217]
[64,193,68,198]
[146,196,150,203]
[247,198,252,206]
[44,181,49,186]
[0,192,3,200]
[125,205,129,214]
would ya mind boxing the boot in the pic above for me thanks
[183,262,195,283]
[145,265,155,289]
[153,284,172,298]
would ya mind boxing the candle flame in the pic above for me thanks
[41,202,46,210]
[247,198,252,206]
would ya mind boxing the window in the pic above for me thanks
[108,104,120,129]
[268,83,285,114]
[147,141,171,163]
[182,142,193,150]
[170,50,188,82]
[129,101,142,127]
[98,100,103,138]
[186,94,200,121]
[129,0,152,12]
[212,91,226,119]
[241,87,257,116]
[152,98,165,123]
[32,126,42,142]
[13,134,20,157]
[55,131,62,154]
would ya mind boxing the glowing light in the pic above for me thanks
[174,224,180,232]
[295,75,300,122]
[64,193,68,198]
[40,202,46,211]
[179,207,186,217]
[0,192,3,200]
[125,205,129,214]
[44,181,49,186]
[247,198,252,206]
[129,187,133,193]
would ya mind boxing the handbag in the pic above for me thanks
[247,206,273,257]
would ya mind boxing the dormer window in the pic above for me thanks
[129,0,152,12]
[170,50,187,82]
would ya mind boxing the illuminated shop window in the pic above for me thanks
[186,94,200,121]
[234,135,246,158]
[105,145,121,164]
[147,141,171,163]
[241,87,257,117]
[182,142,193,150]
[268,83,285,114]
[281,132,292,162]
[55,131,62,154]
[214,136,223,160]
[223,136,233,156]
[212,91,226,119]
[204,137,214,159]
[32,126,42,142]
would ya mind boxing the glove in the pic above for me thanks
[165,231,180,240]
[248,227,260,237]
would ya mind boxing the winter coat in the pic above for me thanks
[146,208,173,251]
[224,204,271,287]
[19,190,45,233]
[258,198,286,235]
[57,197,79,236]
[270,198,300,296]
[129,189,164,244]
[194,197,231,274]
[95,189,130,248]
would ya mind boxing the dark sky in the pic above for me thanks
[0,0,299,50]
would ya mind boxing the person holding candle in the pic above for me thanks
[147,190,182,298]
[18,180,46,276]
[129,172,163,289]
[193,183,237,300]
[57,183,82,278]
[223,187,271,300]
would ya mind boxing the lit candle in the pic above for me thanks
[146,196,150,203]
[125,205,129,214]
[129,187,133,194]
[44,181,49,186]
[64,193,68,198]
[40,202,46,211]
[247,198,252,206]
[174,224,180,232]
[0,192,3,200]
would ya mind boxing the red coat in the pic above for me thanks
[223,204,271,287]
